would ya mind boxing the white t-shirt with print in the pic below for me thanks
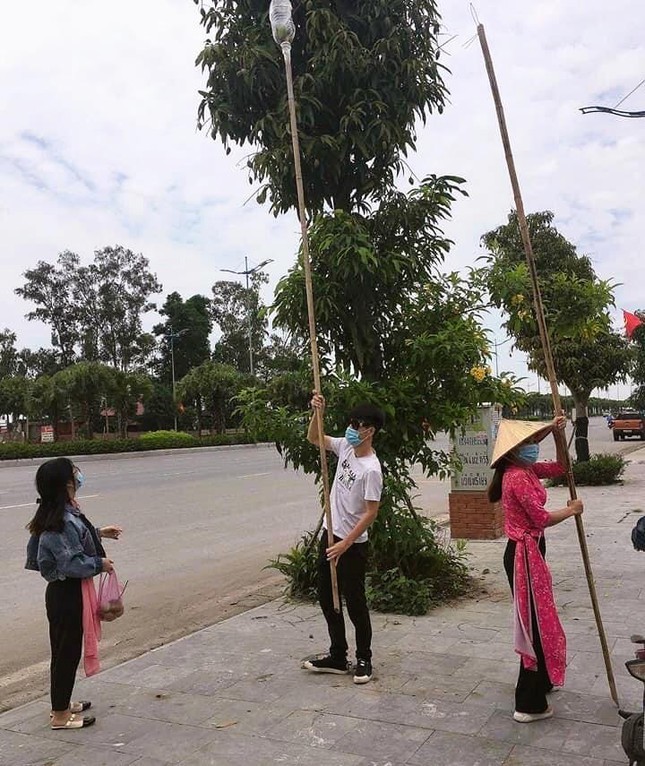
[323,437,383,543]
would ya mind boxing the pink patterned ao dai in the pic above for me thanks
[502,461,567,686]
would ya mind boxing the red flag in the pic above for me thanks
[623,310,643,339]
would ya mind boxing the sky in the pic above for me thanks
[1,1,643,399]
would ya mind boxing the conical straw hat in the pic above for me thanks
[490,419,554,468]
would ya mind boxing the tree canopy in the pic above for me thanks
[195,1,531,613]
[196,0,448,214]
[479,210,632,460]
[211,271,268,374]
[273,175,467,380]
[0,330,18,379]
[177,360,248,434]
[628,313,645,410]
[16,246,161,371]
[153,292,213,384]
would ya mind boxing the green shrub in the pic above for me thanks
[0,439,138,460]
[138,430,197,449]
[367,569,431,616]
[199,433,257,447]
[548,453,628,486]
[0,431,258,460]
[268,490,472,616]
[268,530,320,602]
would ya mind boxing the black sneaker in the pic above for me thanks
[303,655,349,674]
[353,659,372,684]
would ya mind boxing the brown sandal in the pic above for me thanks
[51,713,96,730]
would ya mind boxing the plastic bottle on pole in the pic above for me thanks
[269,0,295,46]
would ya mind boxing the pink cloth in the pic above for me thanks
[81,578,101,677]
[502,461,567,686]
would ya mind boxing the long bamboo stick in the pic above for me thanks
[278,42,340,613]
[476,23,618,705]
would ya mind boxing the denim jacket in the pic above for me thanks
[25,505,103,582]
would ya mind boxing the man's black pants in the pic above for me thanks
[318,536,372,662]
[46,578,83,712]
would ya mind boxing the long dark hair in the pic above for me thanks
[27,457,74,536]
[487,452,524,503]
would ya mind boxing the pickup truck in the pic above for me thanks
[611,411,645,441]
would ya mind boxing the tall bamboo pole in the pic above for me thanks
[476,23,618,705]
[270,1,340,612]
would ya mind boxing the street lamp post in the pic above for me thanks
[221,257,273,376]
[492,335,512,377]
[164,325,188,431]
[269,0,341,613]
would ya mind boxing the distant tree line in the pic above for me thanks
[0,244,303,441]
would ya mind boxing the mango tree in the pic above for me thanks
[479,210,632,461]
[195,0,524,613]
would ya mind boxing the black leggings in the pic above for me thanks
[504,538,552,714]
[318,536,372,662]
[46,578,83,712]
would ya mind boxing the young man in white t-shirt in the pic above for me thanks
[303,393,384,684]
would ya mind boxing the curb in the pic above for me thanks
[620,444,645,458]
[0,442,274,468]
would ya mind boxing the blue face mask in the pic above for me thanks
[75,471,85,490]
[345,426,363,447]
[517,443,539,464]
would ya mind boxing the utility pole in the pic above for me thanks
[164,325,188,431]
[244,257,253,375]
[170,327,177,431]
[221,258,273,376]
[492,335,511,377]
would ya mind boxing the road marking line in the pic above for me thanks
[238,472,271,479]
[0,494,99,510]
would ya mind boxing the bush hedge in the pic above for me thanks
[0,431,258,461]
[548,453,628,486]
[138,430,196,449]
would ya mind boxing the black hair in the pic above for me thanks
[487,461,506,503]
[348,403,385,434]
[27,457,75,536]
[487,451,525,503]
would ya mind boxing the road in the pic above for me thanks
[0,415,633,709]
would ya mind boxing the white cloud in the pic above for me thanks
[1,0,643,396]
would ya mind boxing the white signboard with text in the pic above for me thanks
[40,425,54,443]
[451,405,502,492]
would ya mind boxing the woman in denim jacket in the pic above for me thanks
[26,457,121,730]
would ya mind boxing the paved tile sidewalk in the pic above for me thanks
[2,449,645,765]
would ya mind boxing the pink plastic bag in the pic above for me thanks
[82,578,101,676]
[97,570,127,622]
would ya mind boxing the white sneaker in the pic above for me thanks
[513,706,553,723]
